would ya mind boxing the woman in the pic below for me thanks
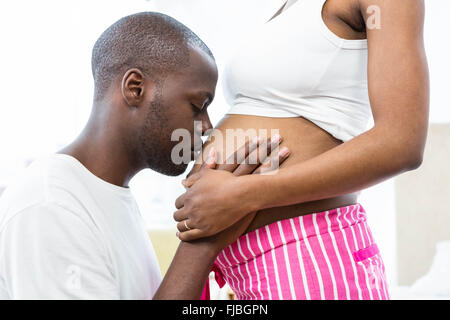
[174,0,429,300]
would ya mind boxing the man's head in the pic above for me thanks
[91,12,218,176]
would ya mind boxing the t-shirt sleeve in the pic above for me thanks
[0,202,119,299]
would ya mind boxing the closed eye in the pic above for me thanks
[191,103,201,112]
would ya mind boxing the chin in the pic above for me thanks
[150,162,189,177]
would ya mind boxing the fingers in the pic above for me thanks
[232,134,283,176]
[177,211,259,243]
[175,219,207,241]
[186,163,201,179]
[230,138,268,176]
[184,147,216,182]
[173,207,188,222]
[181,170,203,188]
[176,219,193,233]
[182,148,216,188]
[249,134,283,168]
[181,134,284,186]
[216,136,259,172]
[201,147,217,169]
[253,146,291,174]
[174,193,186,210]
[264,134,283,161]
[231,159,258,176]
[176,229,204,242]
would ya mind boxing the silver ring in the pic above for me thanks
[184,220,191,231]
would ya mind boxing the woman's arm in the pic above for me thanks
[175,0,429,241]
[255,0,429,208]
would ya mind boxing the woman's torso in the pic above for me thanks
[208,114,359,232]
[201,0,370,232]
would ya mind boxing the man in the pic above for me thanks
[0,12,285,299]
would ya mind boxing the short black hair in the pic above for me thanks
[91,12,214,100]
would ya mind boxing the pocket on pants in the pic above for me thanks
[353,243,379,262]
[353,244,389,299]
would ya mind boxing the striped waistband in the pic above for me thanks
[215,203,367,269]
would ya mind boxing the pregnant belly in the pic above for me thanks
[197,114,359,233]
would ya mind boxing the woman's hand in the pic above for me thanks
[173,135,290,241]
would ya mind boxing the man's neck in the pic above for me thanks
[59,112,140,188]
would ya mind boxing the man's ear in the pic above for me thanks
[121,68,146,107]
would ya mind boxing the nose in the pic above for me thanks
[200,112,213,135]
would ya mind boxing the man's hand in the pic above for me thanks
[173,135,290,241]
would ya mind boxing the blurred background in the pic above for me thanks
[0,0,449,299]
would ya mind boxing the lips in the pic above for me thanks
[190,142,203,160]
[192,142,203,152]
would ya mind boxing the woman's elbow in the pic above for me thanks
[399,145,425,171]
[375,125,427,172]
[404,152,424,170]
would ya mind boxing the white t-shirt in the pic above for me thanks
[0,154,162,299]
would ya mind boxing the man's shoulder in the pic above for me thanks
[0,155,90,233]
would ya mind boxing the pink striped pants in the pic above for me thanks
[211,203,390,300]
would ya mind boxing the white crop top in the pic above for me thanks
[223,0,372,142]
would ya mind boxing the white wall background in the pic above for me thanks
[0,0,448,288]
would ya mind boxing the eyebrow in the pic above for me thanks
[199,91,214,107]
[202,91,213,102]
